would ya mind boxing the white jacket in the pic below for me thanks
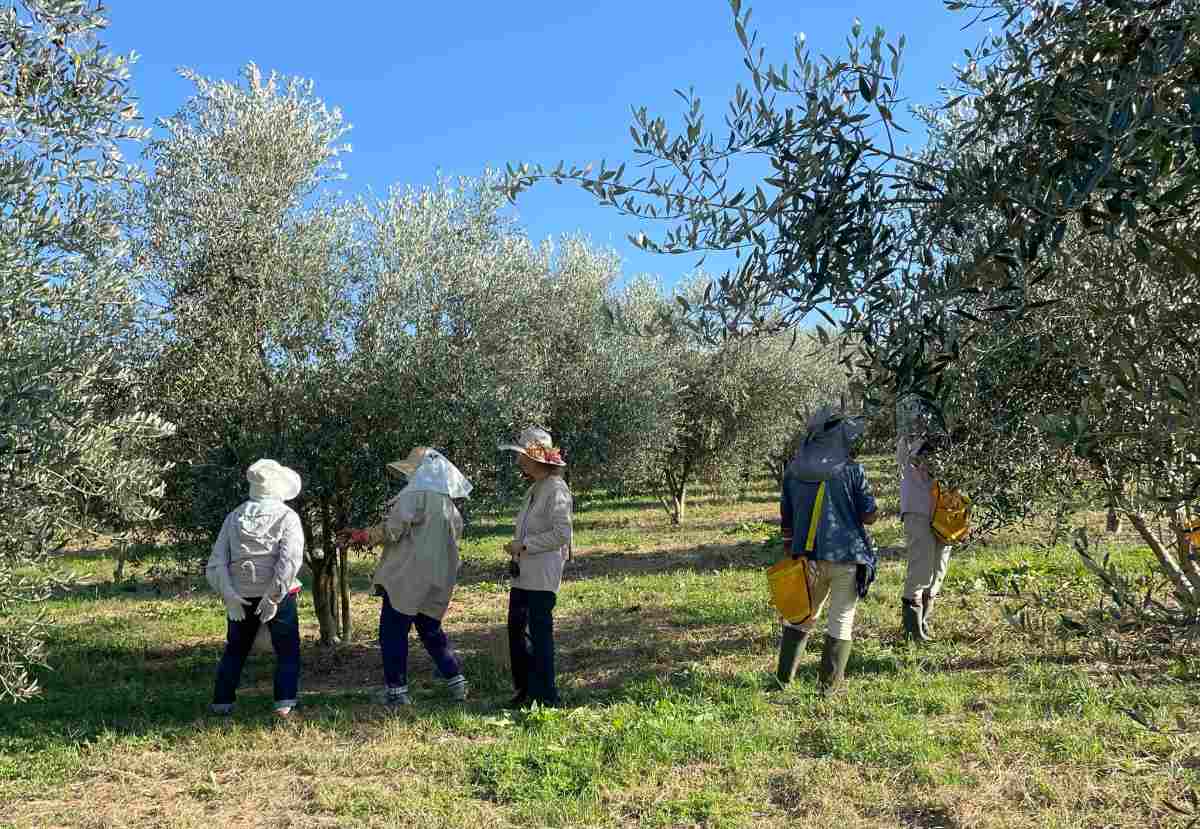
[512,476,573,594]
[206,499,305,600]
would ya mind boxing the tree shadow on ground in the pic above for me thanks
[297,602,775,704]
[455,539,778,588]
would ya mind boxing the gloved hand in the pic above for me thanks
[217,569,250,621]
[256,594,279,624]
[222,586,251,621]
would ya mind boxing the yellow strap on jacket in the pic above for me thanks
[804,481,826,553]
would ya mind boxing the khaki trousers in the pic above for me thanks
[784,560,859,641]
[902,513,951,601]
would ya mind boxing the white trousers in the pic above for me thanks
[902,513,951,601]
[785,560,859,641]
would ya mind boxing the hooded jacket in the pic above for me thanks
[206,498,305,600]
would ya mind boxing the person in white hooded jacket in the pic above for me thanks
[206,459,305,718]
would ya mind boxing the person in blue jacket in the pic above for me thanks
[775,407,878,696]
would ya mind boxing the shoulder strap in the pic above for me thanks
[803,481,827,553]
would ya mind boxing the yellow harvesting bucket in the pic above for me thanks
[1183,522,1200,549]
[932,481,971,545]
[767,556,813,625]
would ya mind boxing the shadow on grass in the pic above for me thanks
[455,538,780,588]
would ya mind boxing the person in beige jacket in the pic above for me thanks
[341,447,472,706]
[500,427,573,708]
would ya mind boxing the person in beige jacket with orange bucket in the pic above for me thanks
[499,427,574,709]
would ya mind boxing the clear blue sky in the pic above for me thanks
[104,1,982,286]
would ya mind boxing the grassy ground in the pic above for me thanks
[2,457,1199,828]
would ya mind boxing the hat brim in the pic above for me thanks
[386,462,413,478]
[498,444,567,466]
[279,471,302,500]
[387,447,432,478]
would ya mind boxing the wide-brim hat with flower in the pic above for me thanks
[246,459,302,501]
[498,427,566,467]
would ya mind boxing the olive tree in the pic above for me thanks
[0,0,172,701]
[500,0,1200,542]
[133,63,363,644]
[638,278,829,523]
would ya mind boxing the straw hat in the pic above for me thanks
[498,427,566,467]
[386,447,473,499]
[246,459,302,501]
[386,446,432,478]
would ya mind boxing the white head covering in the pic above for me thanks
[397,448,473,499]
[246,459,302,501]
[498,427,567,467]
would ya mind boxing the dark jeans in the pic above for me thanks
[379,591,461,688]
[507,588,558,705]
[212,593,301,706]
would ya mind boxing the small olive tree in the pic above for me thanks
[641,279,826,523]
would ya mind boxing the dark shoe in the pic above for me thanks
[503,691,528,710]
[921,590,936,640]
[817,635,852,697]
[902,598,930,643]
[774,625,810,688]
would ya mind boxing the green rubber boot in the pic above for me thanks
[817,635,852,697]
[921,590,937,640]
[774,625,810,689]
[902,597,930,643]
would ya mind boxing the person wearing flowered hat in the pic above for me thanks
[498,427,573,709]
[207,459,305,718]
[339,447,473,706]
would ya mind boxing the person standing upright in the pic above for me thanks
[897,436,950,642]
[776,408,878,696]
[207,459,305,718]
[499,427,573,709]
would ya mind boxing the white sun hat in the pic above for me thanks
[388,447,473,499]
[246,459,302,501]
[498,426,567,467]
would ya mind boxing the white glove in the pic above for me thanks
[217,570,250,621]
[222,588,251,621]
[256,594,279,624]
